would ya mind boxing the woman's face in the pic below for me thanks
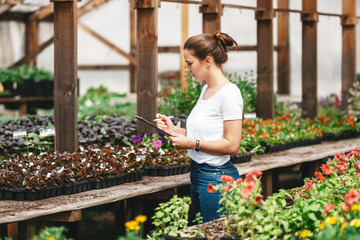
[183,49,208,82]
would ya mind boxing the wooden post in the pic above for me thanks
[200,0,221,34]
[130,0,137,93]
[341,0,357,111]
[277,0,290,94]
[25,15,38,66]
[301,0,317,119]
[256,0,274,119]
[180,3,188,90]
[135,0,158,135]
[52,0,79,153]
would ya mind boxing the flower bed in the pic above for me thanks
[0,143,190,201]
[165,148,360,239]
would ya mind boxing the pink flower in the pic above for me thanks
[347,148,359,159]
[220,175,234,183]
[345,188,360,207]
[152,140,162,148]
[321,203,334,217]
[245,169,262,183]
[241,181,256,201]
[320,164,334,176]
[305,180,314,191]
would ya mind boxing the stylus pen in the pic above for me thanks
[153,116,174,121]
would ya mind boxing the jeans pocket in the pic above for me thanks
[221,169,240,179]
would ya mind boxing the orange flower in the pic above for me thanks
[320,164,334,176]
[241,181,256,201]
[305,180,314,191]
[207,183,214,193]
[235,177,244,185]
[262,132,268,139]
[314,171,326,182]
[345,188,360,207]
[220,175,234,183]
[224,183,232,192]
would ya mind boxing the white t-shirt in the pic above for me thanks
[186,83,243,166]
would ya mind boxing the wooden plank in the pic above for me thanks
[201,0,221,34]
[158,46,180,53]
[130,0,137,93]
[341,0,357,111]
[34,210,82,222]
[180,3,188,90]
[78,22,137,66]
[256,0,274,119]
[53,0,79,153]
[301,0,317,118]
[135,2,158,135]
[277,0,290,94]
[1,137,360,224]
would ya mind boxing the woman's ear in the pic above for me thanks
[205,55,212,66]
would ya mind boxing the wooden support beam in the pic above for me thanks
[301,160,322,179]
[301,0,317,119]
[25,14,38,66]
[78,64,132,70]
[256,0,274,119]
[277,0,290,94]
[130,0,137,93]
[180,3,188,90]
[0,4,12,15]
[135,0,158,135]
[53,0,79,153]
[341,0,357,112]
[200,0,221,34]
[78,22,137,66]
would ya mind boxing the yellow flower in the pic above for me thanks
[341,220,348,229]
[319,222,325,230]
[125,220,140,232]
[350,219,360,228]
[351,204,360,211]
[299,229,312,239]
[325,216,337,225]
[135,215,147,223]
[46,237,55,240]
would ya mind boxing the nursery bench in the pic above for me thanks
[0,96,54,116]
[1,136,360,239]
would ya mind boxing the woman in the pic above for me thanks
[156,32,243,223]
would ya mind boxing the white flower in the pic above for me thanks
[58,166,64,174]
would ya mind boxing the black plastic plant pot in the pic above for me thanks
[91,179,103,190]
[0,188,3,200]
[3,188,14,200]
[116,174,125,185]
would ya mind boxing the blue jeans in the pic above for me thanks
[190,160,240,223]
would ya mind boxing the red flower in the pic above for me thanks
[314,171,326,182]
[235,177,244,185]
[321,203,334,217]
[305,180,314,191]
[334,153,347,162]
[224,183,232,192]
[345,188,360,207]
[336,161,347,174]
[220,175,234,183]
[241,181,256,201]
[355,162,360,173]
[255,195,263,203]
[320,164,334,176]
[207,183,214,193]
[356,173,360,178]
[245,169,263,183]
[347,148,359,159]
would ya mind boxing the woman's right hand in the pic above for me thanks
[155,113,175,135]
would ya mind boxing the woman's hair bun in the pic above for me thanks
[213,32,237,52]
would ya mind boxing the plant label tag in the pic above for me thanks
[244,113,257,119]
[13,130,27,138]
[40,128,56,137]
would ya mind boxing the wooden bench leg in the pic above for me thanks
[18,103,27,117]
[261,170,273,199]
[302,160,322,179]
[7,222,18,240]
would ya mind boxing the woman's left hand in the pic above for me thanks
[169,132,192,149]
